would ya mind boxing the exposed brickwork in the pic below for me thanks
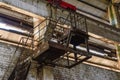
[0,42,120,80]
[53,64,120,80]
[0,42,21,80]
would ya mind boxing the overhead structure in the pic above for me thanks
[3,0,120,80]
[35,0,91,68]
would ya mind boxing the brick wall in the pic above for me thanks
[53,64,120,80]
[0,42,120,80]
[0,42,21,80]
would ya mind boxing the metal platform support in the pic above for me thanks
[42,66,54,80]
[34,4,92,68]
[35,65,54,80]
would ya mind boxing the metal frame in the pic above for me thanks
[35,6,92,68]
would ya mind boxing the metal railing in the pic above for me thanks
[2,18,49,80]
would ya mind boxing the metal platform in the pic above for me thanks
[35,40,91,68]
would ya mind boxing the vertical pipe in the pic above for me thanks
[108,2,120,28]
[109,1,120,67]
[67,53,70,66]
[42,66,54,80]
[116,44,120,69]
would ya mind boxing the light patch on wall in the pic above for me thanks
[0,22,28,33]
[0,23,6,29]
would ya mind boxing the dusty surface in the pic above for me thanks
[53,64,120,80]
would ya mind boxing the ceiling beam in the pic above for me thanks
[77,0,107,12]
[77,8,108,21]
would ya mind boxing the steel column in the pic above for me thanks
[116,44,120,68]
[108,2,120,28]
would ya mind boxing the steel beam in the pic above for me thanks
[77,0,107,12]
[77,8,108,21]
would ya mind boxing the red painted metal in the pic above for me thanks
[60,1,76,11]
[47,0,76,11]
